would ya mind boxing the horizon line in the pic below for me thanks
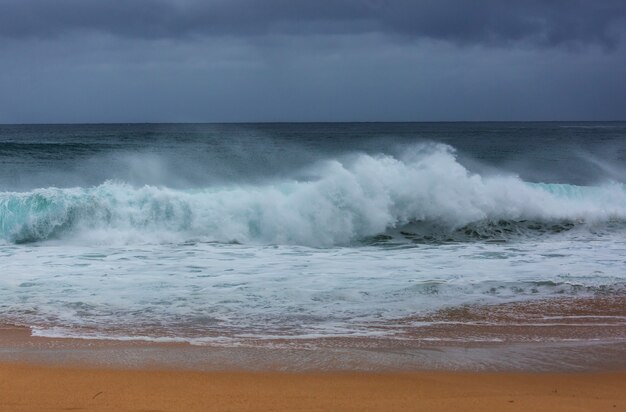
[1,119,625,126]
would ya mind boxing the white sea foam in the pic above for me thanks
[1,143,626,342]
[1,234,625,342]
[1,144,625,246]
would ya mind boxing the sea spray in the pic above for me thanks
[2,123,626,343]
[1,144,625,246]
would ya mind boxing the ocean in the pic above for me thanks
[1,122,625,345]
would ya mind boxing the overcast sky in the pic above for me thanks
[1,0,625,123]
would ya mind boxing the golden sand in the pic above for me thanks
[1,295,625,411]
[0,363,624,411]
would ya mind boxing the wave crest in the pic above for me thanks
[1,144,625,246]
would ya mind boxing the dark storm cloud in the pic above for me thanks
[1,0,625,48]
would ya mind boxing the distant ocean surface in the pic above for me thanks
[1,122,626,344]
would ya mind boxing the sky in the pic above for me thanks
[0,0,625,123]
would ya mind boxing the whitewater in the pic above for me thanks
[1,122,625,343]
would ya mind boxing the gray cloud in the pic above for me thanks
[1,0,625,48]
[1,1,625,123]
[1,32,624,124]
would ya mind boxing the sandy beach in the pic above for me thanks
[0,295,625,410]
[1,297,625,412]
[0,363,624,411]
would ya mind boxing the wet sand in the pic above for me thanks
[1,296,625,411]
[1,363,624,411]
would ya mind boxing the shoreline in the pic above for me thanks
[2,296,625,372]
[2,330,626,374]
[1,299,625,410]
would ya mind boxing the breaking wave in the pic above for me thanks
[1,144,625,246]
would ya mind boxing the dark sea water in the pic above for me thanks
[1,122,625,343]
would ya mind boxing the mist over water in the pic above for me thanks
[2,122,626,191]
[0,122,625,342]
